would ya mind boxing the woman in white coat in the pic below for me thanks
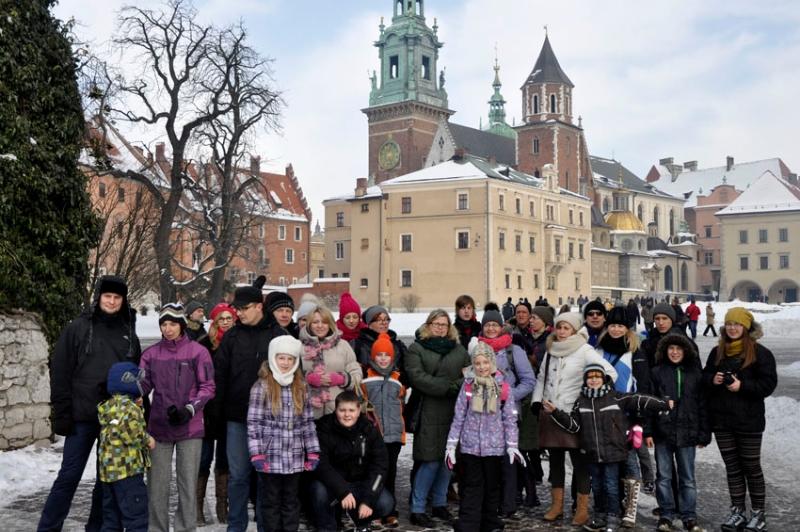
[531,312,617,526]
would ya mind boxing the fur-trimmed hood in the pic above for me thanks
[655,333,697,365]
[745,320,764,341]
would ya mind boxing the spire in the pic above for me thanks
[524,34,574,88]
[484,51,516,139]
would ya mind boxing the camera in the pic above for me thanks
[722,372,735,386]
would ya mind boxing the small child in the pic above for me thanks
[247,335,320,532]
[360,332,406,526]
[98,362,155,532]
[445,341,523,532]
[649,334,710,532]
[546,363,667,532]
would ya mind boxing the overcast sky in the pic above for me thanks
[55,0,800,222]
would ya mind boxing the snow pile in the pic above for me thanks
[781,361,800,378]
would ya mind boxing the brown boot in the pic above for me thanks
[215,471,229,524]
[197,473,209,526]
[571,492,590,526]
[543,487,564,521]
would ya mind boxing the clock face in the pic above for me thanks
[378,140,401,170]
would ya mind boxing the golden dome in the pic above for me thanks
[605,211,645,232]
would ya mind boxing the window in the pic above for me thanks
[779,228,788,242]
[499,193,505,211]
[318,268,325,278]
[534,273,540,289]
[546,205,555,220]
[401,270,412,288]
[602,198,610,213]
[401,196,412,214]
[504,274,510,289]
[637,204,643,221]
[278,276,286,286]
[278,225,286,240]
[704,251,714,265]
[258,248,266,266]
[421,55,431,80]
[335,241,344,260]
[547,275,556,290]
[515,198,521,214]
[780,255,790,269]
[554,238,561,257]
[247,272,256,284]
[294,226,302,241]
[515,234,522,252]
[740,256,749,270]
[361,203,369,213]
[499,231,505,250]
[401,234,412,252]
[550,94,556,113]
[117,187,125,203]
[704,225,712,238]
[529,201,535,218]
[533,138,540,154]
[579,243,584,259]
[285,249,294,264]
[533,94,539,114]
[759,256,769,270]
[457,231,470,249]
[739,230,748,244]
[336,212,344,227]
[98,182,106,197]
[529,236,536,253]
[389,55,399,78]
[457,192,469,210]
[579,211,584,226]
[569,210,574,225]
[517,275,522,290]
[360,278,369,288]
[343,272,349,278]
[568,242,574,259]
[758,229,768,243]
[575,276,580,291]
[361,238,369,250]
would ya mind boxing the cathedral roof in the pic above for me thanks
[605,211,645,232]
[448,123,516,166]
[591,156,677,200]
[523,35,574,88]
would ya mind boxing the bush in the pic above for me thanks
[400,293,420,313]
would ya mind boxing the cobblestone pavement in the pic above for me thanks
[3,335,798,531]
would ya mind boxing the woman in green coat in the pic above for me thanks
[405,309,471,527]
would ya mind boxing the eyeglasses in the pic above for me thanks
[586,311,604,317]
[429,322,449,329]
[373,317,391,324]
[217,316,234,322]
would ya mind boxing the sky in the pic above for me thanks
[54,0,800,223]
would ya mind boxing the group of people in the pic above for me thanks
[39,275,777,532]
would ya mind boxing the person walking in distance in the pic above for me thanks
[702,303,717,337]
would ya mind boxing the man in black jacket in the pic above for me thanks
[38,275,141,532]
[213,277,287,531]
[310,391,394,532]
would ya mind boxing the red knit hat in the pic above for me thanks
[370,332,395,361]
[338,292,362,318]
[210,302,238,322]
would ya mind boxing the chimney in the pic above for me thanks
[683,160,698,171]
[668,163,683,181]
[726,156,734,171]
[155,142,166,163]
[355,177,367,197]
[250,155,261,175]
[453,147,466,161]
[659,157,674,166]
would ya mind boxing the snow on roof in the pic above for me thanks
[380,159,489,185]
[716,171,800,215]
[324,185,383,203]
[269,190,283,206]
[650,158,786,207]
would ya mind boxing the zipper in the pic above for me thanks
[591,397,601,462]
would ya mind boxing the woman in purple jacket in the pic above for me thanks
[140,303,215,532]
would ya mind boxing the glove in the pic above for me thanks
[445,447,457,470]
[167,404,194,426]
[328,372,346,387]
[251,454,269,473]
[507,447,526,466]
[52,417,74,437]
[530,401,542,416]
[628,424,643,449]
[304,452,320,471]
[306,371,323,387]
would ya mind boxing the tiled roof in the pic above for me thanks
[448,123,516,166]
[591,156,677,199]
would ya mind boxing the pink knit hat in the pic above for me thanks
[338,292,361,318]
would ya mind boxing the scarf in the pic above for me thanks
[477,333,513,353]
[581,382,612,398]
[471,374,501,413]
[415,330,457,355]
[368,356,395,376]
[268,356,299,387]
[455,316,481,337]
[302,332,341,409]
[599,334,627,356]
[548,334,588,358]
[725,339,744,357]
[336,318,366,342]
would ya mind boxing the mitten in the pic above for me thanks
[328,372,346,387]
[167,404,194,426]
[251,454,269,473]
[304,452,320,471]
[629,424,643,449]
[507,447,526,466]
[445,447,457,470]
[306,371,323,387]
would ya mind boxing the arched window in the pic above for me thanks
[653,207,660,227]
[664,265,673,291]
[533,94,539,114]
[680,263,688,291]
[669,209,675,235]
[602,197,610,213]
[550,94,556,113]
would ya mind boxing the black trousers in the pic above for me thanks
[457,454,504,532]
[257,472,301,532]
[385,442,402,516]
[703,324,717,336]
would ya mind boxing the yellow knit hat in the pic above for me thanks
[724,307,753,330]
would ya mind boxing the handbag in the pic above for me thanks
[404,353,445,434]
[536,353,580,449]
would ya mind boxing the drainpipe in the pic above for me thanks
[485,180,491,306]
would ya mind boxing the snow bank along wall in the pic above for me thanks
[0,311,51,450]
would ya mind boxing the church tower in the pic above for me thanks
[515,34,593,196]
[363,0,453,183]
[482,57,516,139]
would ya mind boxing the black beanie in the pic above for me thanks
[583,300,607,318]
[265,291,294,314]
[606,306,628,327]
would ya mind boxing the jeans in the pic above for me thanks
[624,448,641,480]
[655,442,697,520]
[410,460,452,513]
[227,421,256,532]
[688,320,698,339]
[101,475,148,532]
[309,479,394,531]
[199,434,228,477]
[588,462,622,517]
[38,421,104,532]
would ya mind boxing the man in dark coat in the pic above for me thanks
[39,275,141,532]
[184,300,207,341]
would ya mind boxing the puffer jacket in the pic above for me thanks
[300,327,362,418]
[361,368,406,444]
[702,323,777,433]
[98,394,151,482]
[446,371,519,457]
[140,334,215,442]
[353,327,407,378]
[552,387,667,463]
[650,334,711,446]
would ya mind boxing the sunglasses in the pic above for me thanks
[586,311,604,317]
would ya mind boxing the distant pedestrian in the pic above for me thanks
[685,298,701,339]
[502,297,515,321]
[185,301,207,341]
[702,303,717,337]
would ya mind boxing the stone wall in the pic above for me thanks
[0,311,52,450]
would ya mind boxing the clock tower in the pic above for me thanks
[363,0,453,183]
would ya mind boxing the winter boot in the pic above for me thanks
[543,487,564,521]
[583,513,606,532]
[215,471,229,524]
[604,514,620,532]
[196,473,209,526]
[571,492,591,526]
[744,509,767,532]
[620,478,640,528]
[721,506,746,532]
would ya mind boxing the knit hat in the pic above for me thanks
[185,301,204,318]
[268,334,303,360]
[265,291,294,314]
[652,303,676,323]
[582,299,607,318]
[468,338,496,367]
[481,309,504,327]
[370,332,395,362]
[531,306,554,327]
[363,305,389,325]
[515,301,532,313]
[97,275,128,298]
[107,362,144,398]
[338,292,362,318]
[159,303,187,326]
[606,306,628,327]
[583,362,607,384]
[210,302,238,322]
[725,307,754,330]
[555,311,583,333]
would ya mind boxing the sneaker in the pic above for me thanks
[583,516,607,531]
[642,481,656,495]
[721,506,747,532]
[431,506,452,522]
[409,512,435,528]
[683,518,703,532]
[657,517,675,531]
[381,515,399,527]
[744,509,767,532]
